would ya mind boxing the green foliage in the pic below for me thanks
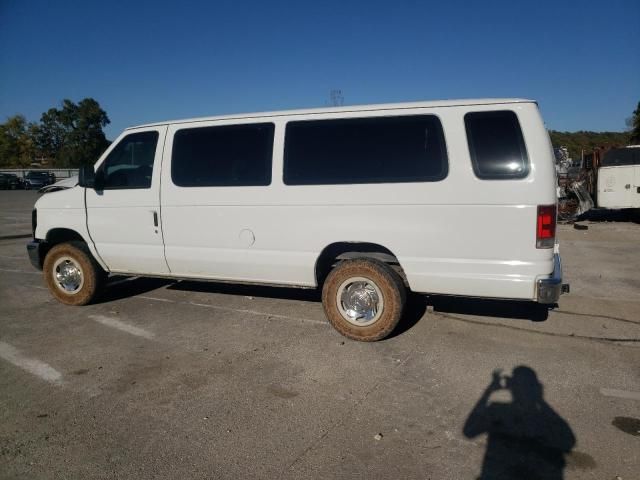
[629,101,640,144]
[0,98,110,168]
[548,130,631,161]
[0,115,37,167]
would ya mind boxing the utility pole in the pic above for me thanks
[329,89,344,107]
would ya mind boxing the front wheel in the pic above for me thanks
[321,258,406,341]
[43,241,105,306]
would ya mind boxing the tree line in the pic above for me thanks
[1,98,639,168]
[548,130,633,162]
[0,98,110,168]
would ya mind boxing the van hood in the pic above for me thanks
[34,182,84,210]
[38,175,78,193]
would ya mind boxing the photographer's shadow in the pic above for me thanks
[463,366,575,480]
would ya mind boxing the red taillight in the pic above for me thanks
[536,205,556,248]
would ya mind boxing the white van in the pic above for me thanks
[27,99,566,341]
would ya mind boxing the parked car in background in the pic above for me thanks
[38,175,78,193]
[4,173,25,189]
[0,173,24,189]
[24,171,55,190]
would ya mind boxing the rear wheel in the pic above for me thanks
[43,241,105,306]
[321,258,406,341]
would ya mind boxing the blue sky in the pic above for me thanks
[1,0,638,139]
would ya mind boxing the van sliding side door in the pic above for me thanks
[85,126,170,274]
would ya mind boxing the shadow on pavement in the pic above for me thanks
[386,292,427,339]
[578,208,640,224]
[429,296,550,322]
[168,279,321,302]
[97,277,551,335]
[98,277,428,337]
[97,276,175,304]
[463,366,585,479]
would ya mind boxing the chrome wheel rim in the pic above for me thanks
[52,256,84,294]
[336,276,384,326]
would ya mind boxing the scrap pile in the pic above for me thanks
[555,147,595,222]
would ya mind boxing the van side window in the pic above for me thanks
[100,131,159,189]
[465,111,529,179]
[171,123,274,187]
[283,115,448,185]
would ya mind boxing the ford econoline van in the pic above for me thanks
[27,99,566,341]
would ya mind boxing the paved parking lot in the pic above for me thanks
[0,190,37,238]
[1,191,639,479]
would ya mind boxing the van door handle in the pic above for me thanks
[152,211,158,227]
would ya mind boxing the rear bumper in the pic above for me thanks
[26,240,45,270]
[536,253,569,304]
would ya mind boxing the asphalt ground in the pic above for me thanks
[1,190,639,479]
[0,190,37,239]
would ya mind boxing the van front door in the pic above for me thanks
[85,127,170,274]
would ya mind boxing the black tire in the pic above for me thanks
[43,241,106,306]
[321,258,406,341]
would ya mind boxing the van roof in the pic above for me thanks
[126,98,535,130]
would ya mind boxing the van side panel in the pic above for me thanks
[160,102,556,301]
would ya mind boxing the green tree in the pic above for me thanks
[34,108,67,162]
[36,98,111,167]
[548,130,631,161]
[629,101,640,144]
[0,115,36,167]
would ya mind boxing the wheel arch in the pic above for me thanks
[314,241,408,288]
[39,228,107,272]
[45,227,86,246]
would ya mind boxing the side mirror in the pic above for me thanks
[78,165,95,188]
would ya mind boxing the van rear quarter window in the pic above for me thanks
[465,111,529,179]
[172,123,274,187]
[283,115,448,185]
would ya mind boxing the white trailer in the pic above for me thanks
[597,147,640,209]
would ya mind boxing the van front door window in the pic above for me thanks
[100,131,159,189]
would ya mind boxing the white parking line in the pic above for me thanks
[600,388,640,401]
[0,341,63,385]
[0,267,40,275]
[138,295,174,303]
[88,315,155,340]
